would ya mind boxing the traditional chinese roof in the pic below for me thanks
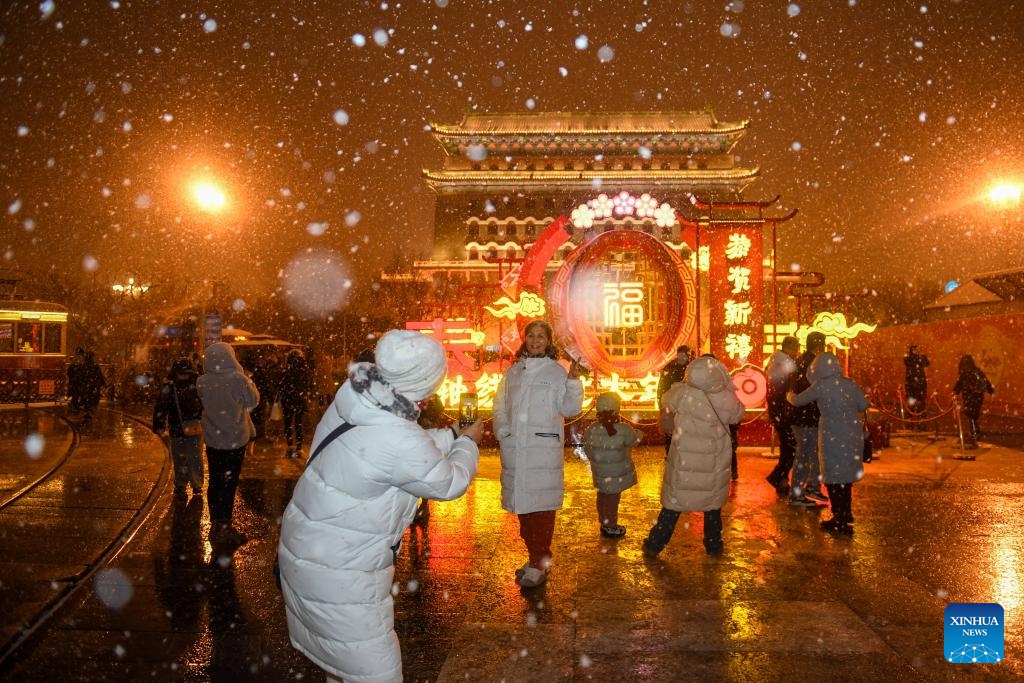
[429,110,749,157]
[423,167,759,193]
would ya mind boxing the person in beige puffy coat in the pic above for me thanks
[642,355,744,556]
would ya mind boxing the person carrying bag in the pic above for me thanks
[152,358,205,499]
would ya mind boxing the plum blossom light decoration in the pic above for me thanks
[569,191,678,229]
[635,193,658,217]
[654,203,677,227]
[571,204,595,228]
[612,190,636,215]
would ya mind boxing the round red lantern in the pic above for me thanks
[549,230,696,378]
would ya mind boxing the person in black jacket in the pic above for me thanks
[953,354,995,449]
[788,332,827,507]
[279,349,315,458]
[903,344,930,426]
[79,351,107,425]
[152,357,204,498]
[764,336,800,497]
[657,345,691,454]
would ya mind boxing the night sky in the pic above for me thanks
[2,1,1022,316]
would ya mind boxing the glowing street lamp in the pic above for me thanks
[111,277,150,298]
[191,180,228,213]
[182,175,232,353]
[988,182,1021,210]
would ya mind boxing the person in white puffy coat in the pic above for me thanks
[642,355,744,556]
[492,320,584,588]
[278,330,483,683]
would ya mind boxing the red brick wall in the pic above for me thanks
[848,313,1022,421]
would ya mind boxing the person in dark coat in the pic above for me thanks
[657,345,691,454]
[788,352,868,536]
[250,352,281,440]
[152,358,204,498]
[79,351,107,423]
[953,354,995,449]
[278,349,315,458]
[788,332,827,507]
[764,336,800,497]
[903,344,930,424]
[66,348,87,412]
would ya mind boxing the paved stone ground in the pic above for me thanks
[1,408,1022,681]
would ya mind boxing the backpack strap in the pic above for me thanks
[307,421,356,466]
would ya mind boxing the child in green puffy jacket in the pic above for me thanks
[583,392,640,538]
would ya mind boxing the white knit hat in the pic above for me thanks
[375,330,447,401]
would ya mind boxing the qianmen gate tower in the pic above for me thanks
[405,109,793,411]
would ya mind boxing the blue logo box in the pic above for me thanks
[944,602,1003,664]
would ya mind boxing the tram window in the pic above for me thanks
[44,323,63,354]
[0,323,13,353]
[16,322,42,353]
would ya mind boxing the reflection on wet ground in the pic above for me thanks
[2,411,1023,681]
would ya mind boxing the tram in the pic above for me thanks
[0,300,68,403]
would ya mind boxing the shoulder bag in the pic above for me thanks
[173,385,203,437]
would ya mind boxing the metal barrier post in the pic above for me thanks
[952,400,975,461]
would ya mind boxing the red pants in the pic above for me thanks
[518,510,556,569]
[596,492,621,527]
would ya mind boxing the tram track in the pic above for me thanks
[0,408,79,511]
[0,407,171,669]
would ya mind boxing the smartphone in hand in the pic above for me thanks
[459,393,478,428]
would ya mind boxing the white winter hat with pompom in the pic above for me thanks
[374,330,447,401]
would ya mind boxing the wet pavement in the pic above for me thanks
[1,405,1022,681]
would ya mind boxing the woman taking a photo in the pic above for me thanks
[278,330,482,683]
[492,320,584,588]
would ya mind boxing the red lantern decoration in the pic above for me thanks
[549,230,696,377]
[731,364,767,408]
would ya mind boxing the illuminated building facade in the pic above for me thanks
[399,110,849,411]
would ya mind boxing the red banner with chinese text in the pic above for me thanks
[705,225,764,370]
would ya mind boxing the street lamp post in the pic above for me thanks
[185,177,231,357]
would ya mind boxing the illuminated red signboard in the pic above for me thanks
[706,226,764,368]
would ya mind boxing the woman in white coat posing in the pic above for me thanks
[642,354,744,556]
[278,330,483,683]
[492,320,584,588]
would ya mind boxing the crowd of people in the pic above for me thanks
[63,322,999,683]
